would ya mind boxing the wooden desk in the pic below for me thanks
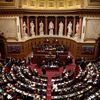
[33,48,68,66]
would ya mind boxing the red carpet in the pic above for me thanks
[29,64,77,100]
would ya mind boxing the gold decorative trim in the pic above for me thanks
[0,0,15,6]
[88,0,100,7]
[6,37,18,41]
[84,38,96,41]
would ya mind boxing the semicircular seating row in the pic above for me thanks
[2,64,48,100]
[1,61,100,100]
[51,63,100,100]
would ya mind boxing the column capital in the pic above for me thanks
[79,16,83,19]
[19,16,23,18]
[45,16,48,18]
[27,16,30,18]
[64,16,67,18]
[73,16,76,18]
[35,16,38,18]
[55,16,58,18]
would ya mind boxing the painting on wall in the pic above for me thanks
[81,45,94,55]
[0,17,17,40]
[7,44,21,53]
[85,18,100,40]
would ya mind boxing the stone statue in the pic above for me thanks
[49,21,54,35]
[76,22,80,35]
[30,21,35,36]
[59,21,64,36]
[74,22,80,40]
[67,21,72,37]
[23,21,27,37]
[39,21,44,35]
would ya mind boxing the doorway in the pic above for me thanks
[0,35,6,59]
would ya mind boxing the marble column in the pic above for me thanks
[81,17,86,41]
[79,17,83,38]
[73,16,76,36]
[35,16,38,35]
[65,16,67,36]
[55,16,57,35]
[16,17,21,41]
[20,16,23,38]
[45,16,47,35]
[27,16,30,36]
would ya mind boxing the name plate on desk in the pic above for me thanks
[44,65,58,68]
[45,54,56,58]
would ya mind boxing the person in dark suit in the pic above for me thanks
[42,67,46,75]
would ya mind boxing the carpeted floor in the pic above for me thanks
[29,63,78,100]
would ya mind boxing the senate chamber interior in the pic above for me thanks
[0,0,100,100]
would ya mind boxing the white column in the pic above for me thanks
[16,16,21,41]
[20,16,23,38]
[27,16,30,36]
[81,17,86,41]
[73,16,76,36]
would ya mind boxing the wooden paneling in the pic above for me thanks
[6,37,97,61]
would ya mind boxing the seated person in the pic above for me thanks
[62,66,67,77]
[42,67,46,75]
[33,68,38,76]
[66,55,73,65]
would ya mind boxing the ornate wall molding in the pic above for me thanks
[0,9,100,16]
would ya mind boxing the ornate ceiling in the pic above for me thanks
[0,0,100,16]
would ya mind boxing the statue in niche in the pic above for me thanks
[23,21,28,37]
[30,21,35,36]
[39,21,44,35]
[74,22,80,40]
[67,21,73,37]
[76,22,80,35]
[49,21,54,35]
[59,21,64,36]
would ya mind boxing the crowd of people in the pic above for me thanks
[32,40,69,67]
[0,57,47,100]
[51,59,100,100]
[0,56,100,100]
